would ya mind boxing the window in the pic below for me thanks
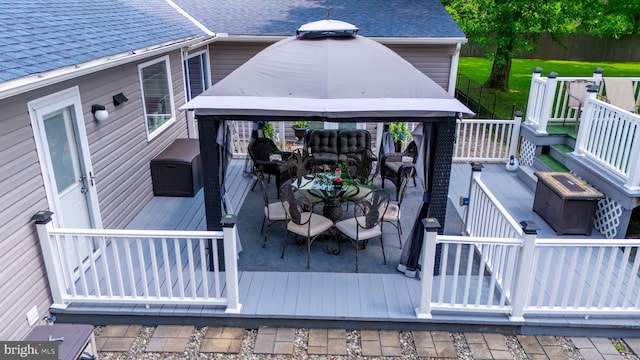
[139,56,175,140]
[184,51,210,100]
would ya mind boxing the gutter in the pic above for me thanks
[208,34,468,46]
[0,36,204,101]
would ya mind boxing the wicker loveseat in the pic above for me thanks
[304,129,374,170]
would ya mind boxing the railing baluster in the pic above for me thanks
[100,236,113,298]
[162,239,172,299]
[187,238,197,299]
[124,238,136,297]
[199,239,209,299]
[585,247,606,308]
[136,238,149,299]
[149,239,161,298]
[174,238,185,299]
[111,239,125,297]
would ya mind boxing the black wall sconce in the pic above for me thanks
[91,104,109,122]
[113,92,128,106]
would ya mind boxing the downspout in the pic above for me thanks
[447,42,462,96]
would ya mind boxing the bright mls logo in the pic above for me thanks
[1,342,57,359]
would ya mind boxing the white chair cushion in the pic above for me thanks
[382,202,400,221]
[335,216,382,240]
[287,212,333,237]
[265,201,288,220]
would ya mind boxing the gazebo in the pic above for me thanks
[181,19,472,274]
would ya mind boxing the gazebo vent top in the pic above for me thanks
[296,19,359,39]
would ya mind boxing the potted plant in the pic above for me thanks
[261,121,275,140]
[388,122,411,152]
[292,120,309,143]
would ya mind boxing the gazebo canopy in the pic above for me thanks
[181,19,472,118]
[184,20,470,277]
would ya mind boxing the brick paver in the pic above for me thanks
[308,328,347,355]
[145,325,194,352]
[253,327,294,355]
[413,330,456,358]
[96,325,142,352]
[93,325,634,359]
[200,327,244,353]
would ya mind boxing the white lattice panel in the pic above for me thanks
[519,138,536,166]
[593,196,623,239]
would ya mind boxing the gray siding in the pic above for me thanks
[0,90,50,340]
[386,44,456,91]
[0,48,189,340]
[209,42,271,84]
[208,41,455,91]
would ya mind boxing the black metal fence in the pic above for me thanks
[455,74,526,119]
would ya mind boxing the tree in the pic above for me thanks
[443,0,638,91]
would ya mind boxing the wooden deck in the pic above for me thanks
[53,159,640,337]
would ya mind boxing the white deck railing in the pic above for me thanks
[574,95,640,189]
[454,116,521,163]
[417,167,640,320]
[524,238,640,315]
[35,220,241,313]
[525,70,640,133]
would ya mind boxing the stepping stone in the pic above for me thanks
[200,327,244,354]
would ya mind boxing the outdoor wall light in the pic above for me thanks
[113,92,128,106]
[91,104,109,122]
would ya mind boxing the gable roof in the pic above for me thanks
[171,0,465,38]
[0,0,209,83]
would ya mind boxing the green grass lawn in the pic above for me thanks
[458,57,640,108]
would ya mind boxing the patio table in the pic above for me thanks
[293,172,373,223]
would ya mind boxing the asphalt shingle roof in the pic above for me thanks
[172,0,465,38]
[0,0,206,83]
[0,0,465,84]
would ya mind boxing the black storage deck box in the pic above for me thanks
[533,172,604,235]
[151,138,202,197]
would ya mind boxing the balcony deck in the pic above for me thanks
[52,157,640,337]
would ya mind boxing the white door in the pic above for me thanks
[29,87,102,229]
[42,108,93,228]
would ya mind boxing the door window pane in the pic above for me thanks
[185,53,208,100]
[44,109,76,192]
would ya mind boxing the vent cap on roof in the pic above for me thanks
[296,19,359,39]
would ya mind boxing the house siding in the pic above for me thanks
[0,49,189,340]
[209,42,271,84]
[208,41,455,91]
[386,44,456,91]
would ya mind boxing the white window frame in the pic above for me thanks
[184,49,211,101]
[138,55,176,141]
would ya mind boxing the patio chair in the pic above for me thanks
[381,172,409,249]
[380,140,418,200]
[279,184,333,269]
[346,148,377,182]
[335,190,389,272]
[248,137,292,198]
[601,77,637,113]
[286,149,315,188]
[256,169,288,248]
[565,80,594,131]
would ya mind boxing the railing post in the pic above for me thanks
[509,111,523,158]
[573,85,600,156]
[221,214,242,314]
[31,211,67,307]
[525,67,542,125]
[509,220,538,321]
[537,71,558,134]
[592,67,603,86]
[416,218,440,319]
[463,162,483,236]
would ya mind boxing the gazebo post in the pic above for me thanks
[197,115,224,270]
